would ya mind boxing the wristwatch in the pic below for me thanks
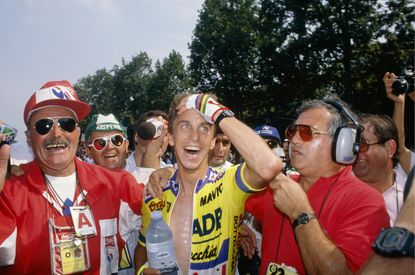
[215,109,235,126]
[292,212,316,229]
[373,227,414,257]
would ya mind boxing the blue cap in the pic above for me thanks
[255,124,281,141]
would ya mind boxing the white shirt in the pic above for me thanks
[383,168,407,225]
[124,152,172,185]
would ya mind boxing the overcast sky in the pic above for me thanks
[0,0,204,141]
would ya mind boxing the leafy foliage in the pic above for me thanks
[75,0,414,147]
[76,51,190,129]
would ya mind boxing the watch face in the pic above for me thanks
[379,228,406,250]
[373,227,415,257]
[298,213,309,224]
[382,230,405,249]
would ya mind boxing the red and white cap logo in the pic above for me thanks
[24,80,91,125]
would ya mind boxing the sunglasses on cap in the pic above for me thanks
[88,134,126,151]
[285,124,330,142]
[33,117,78,135]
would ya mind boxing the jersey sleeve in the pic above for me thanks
[138,196,152,247]
[231,162,266,194]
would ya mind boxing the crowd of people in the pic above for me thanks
[0,73,413,275]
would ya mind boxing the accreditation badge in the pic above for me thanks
[266,262,298,275]
[60,241,86,274]
[70,206,97,237]
[49,218,91,274]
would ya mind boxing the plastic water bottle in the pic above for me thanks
[146,211,178,274]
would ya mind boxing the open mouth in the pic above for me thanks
[104,153,118,159]
[46,143,67,150]
[184,146,201,156]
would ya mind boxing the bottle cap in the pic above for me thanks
[151,211,162,219]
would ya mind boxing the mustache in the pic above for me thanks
[44,137,69,147]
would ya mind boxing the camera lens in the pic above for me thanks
[392,78,409,95]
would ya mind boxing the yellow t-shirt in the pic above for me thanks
[139,163,262,274]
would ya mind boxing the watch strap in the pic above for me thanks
[292,212,316,229]
[214,109,234,126]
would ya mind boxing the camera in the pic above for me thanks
[0,124,17,146]
[392,69,415,95]
[136,118,163,140]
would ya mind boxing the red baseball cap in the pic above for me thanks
[24,80,91,125]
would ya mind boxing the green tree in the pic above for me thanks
[75,68,114,128]
[76,51,191,129]
[147,50,192,113]
[189,0,259,120]
[111,52,153,126]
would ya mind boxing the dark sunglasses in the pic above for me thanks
[359,141,383,153]
[33,117,77,135]
[285,124,329,142]
[89,134,126,151]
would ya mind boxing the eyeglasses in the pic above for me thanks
[359,141,383,153]
[285,124,330,142]
[33,117,77,135]
[88,134,126,151]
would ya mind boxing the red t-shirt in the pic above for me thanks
[245,166,389,275]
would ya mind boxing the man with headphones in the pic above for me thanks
[241,94,389,275]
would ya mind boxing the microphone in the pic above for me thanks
[136,118,163,140]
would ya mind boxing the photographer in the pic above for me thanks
[383,72,415,175]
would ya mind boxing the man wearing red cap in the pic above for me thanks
[0,80,144,275]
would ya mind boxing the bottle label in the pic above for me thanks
[147,241,178,272]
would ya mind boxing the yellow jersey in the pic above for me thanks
[139,163,262,274]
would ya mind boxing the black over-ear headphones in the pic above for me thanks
[323,99,363,165]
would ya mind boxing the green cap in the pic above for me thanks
[84,114,127,142]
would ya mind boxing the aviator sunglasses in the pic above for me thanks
[89,134,126,151]
[285,124,329,142]
[33,117,78,135]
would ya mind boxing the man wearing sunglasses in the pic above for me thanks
[84,113,130,171]
[83,113,149,275]
[353,114,407,225]
[135,93,282,274]
[242,96,389,274]
[0,80,144,275]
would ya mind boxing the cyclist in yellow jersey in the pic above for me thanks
[135,93,282,274]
